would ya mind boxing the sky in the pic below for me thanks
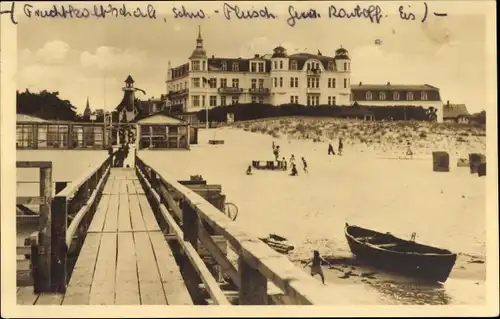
[13,1,493,114]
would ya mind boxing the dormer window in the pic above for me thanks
[232,62,239,72]
[327,61,334,71]
[394,92,400,100]
[379,92,386,100]
[407,92,414,100]
[291,60,298,70]
[221,61,227,71]
[366,91,373,100]
[421,92,428,100]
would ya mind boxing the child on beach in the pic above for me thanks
[289,154,296,166]
[290,163,298,176]
[281,157,287,170]
[406,142,413,159]
[301,157,308,173]
[303,250,331,284]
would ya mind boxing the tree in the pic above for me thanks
[17,89,77,121]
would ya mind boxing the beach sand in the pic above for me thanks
[140,123,486,305]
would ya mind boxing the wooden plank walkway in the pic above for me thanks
[17,168,192,305]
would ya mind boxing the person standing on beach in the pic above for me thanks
[303,250,331,284]
[273,145,280,161]
[301,157,308,173]
[289,154,296,167]
[338,138,344,156]
[281,157,287,170]
[406,141,413,159]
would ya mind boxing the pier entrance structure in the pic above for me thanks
[16,152,349,306]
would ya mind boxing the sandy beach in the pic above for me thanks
[140,122,486,305]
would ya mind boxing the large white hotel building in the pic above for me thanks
[166,28,352,112]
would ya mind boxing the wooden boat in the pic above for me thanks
[344,223,457,283]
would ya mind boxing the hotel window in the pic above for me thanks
[407,92,414,100]
[192,95,200,107]
[220,78,227,88]
[37,124,69,149]
[251,63,257,72]
[16,124,33,149]
[274,77,278,88]
[394,92,400,100]
[291,61,298,70]
[307,78,311,88]
[252,96,257,103]
[221,61,227,71]
[232,62,239,72]
[209,95,217,106]
[328,61,334,71]
[290,77,294,87]
[343,62,347,71]
[328,96,337,105]
[343,78,348,88]
[294,77,298,87]
[314,96,319,105]
[232,78,239,88]
[192,78,200,88]
[209,78,217,88]
[290,95,299,104]
[379,92,386,100]
[202,96,206,107]
[220,96,227,106]
[258,79,264,88]
[258,97,264,103]
[202,61,206,70]
[258,63,264,72]
[251,79,257,89]
[366,91,373,100]
[232,96,239,105]
[307,96,311,106]
[274,61,277,69]
[192,61,200,71]
[421,92,428,100]
[279,77,283,87]
[280,60,283,69]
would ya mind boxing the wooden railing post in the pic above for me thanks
[238,257,268,305]
[38,165,52,292]
[51,196,68,293]
[181,200,201,302]
[30,232,41,293]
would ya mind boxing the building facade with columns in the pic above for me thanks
[166,27,352,112]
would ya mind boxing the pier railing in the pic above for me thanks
[135,155,339,305]
[24,156,112,293]
[16,161,53,288]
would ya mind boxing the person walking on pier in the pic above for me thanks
[304,250,330,284]
[328,143,336,155]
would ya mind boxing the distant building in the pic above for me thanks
[350,82,444,122]
[166,26,352,112]
[442,101,470,124]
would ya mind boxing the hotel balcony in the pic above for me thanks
[218,87,244,94]
[168,89,189,99]
[249,88,270,95]
[306,87,321,94]
[306,69,322,77]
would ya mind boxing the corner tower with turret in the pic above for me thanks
[334,46,351,104]
[270,46,290,105]
[188,26,209,110]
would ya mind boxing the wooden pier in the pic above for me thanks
[16,151,348,306]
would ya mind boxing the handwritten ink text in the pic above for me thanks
[22,3,156,20]
[286,5,320,27]
[172,6,206,19]
[222,3,276,21]
[328,5,383,24]
[0,2,18,24]
[398,5,416,21]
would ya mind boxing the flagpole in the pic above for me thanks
[205,77,209,129]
